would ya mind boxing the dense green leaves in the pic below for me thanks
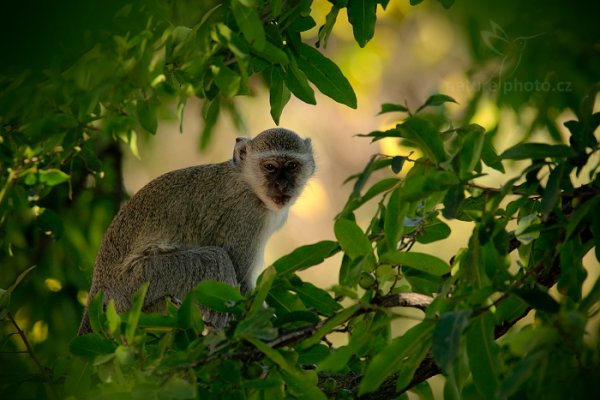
[2,2,600,400]
[359,321,435,394]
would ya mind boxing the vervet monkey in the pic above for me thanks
[78,128,315,335]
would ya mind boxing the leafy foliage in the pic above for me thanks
[1,1,599,399]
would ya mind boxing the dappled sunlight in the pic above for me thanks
[470,96,499,131]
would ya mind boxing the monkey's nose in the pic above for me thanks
[275,180,289,191]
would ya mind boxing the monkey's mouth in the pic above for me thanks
[270,194,291,206]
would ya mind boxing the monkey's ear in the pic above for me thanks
[233,137,251,167]
[304,138,312,151]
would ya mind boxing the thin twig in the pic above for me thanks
[6,311,58,399]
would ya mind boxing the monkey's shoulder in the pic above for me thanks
[141,162,237,193]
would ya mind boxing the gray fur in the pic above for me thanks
[78,128,314,335]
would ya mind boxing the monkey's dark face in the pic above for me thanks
[261,158,302,207]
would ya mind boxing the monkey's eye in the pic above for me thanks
[263,162,277,172]
[285,161,298,171]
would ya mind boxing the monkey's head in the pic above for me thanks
[233,128,315,211]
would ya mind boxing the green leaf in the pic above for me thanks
[391,156,406,173]
[334,218,372,259]
[442,184,465,220]
[280,370,327,400]
[558,238,587,301]
[458,125,485,179]
[88,291,106,336]
[269,67,291,125]
[566,196,600,240]
[137,98,158,135]
[251,266,277,316]
[379,103,409,115]
[273,240,339,276]
[162,376,196,399]
[293,281,341,316]
[79,146,103,174]
[384,187,407,249]
[274,310,319,328]
[298,344,331,365]
[234,307,277,341]
[397,117,447,164]
[380,251,450,276]
[0,265,37,318]
[410,382,435,400]
[200,97,221,150]
[69,334,116,359]
[212,64,241,97]
[253,40,289,65]
[395,338,432,391]
[177,293,204,332]
[105,300,121,338]
[300,304,362,349]
[417,218,451,244]
[481,130,505,173]
[359,321,435,395]
[213,23,250,59]
[283,56,316,105]
[316,5,339,48]
[496,354,540,399]
[416,94,458,112]
[246,336,326,400]
[126,282,148,343]
[432,310,471,372]
[399,171,458,202]
[580,275,600,313]
[499,143,573,160]
[231,0,265,50]
[192,280,243,313]
[38,169,70,186]
[540,163,565,220]
[347,0,377,48]
[466,313,501,399]
[513,287,560,314]
[515,213,541,245]
[357,177,400,205]
[297,43,357,108]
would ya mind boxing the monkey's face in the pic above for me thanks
[234,128,315,211]
[261,158,303,207]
